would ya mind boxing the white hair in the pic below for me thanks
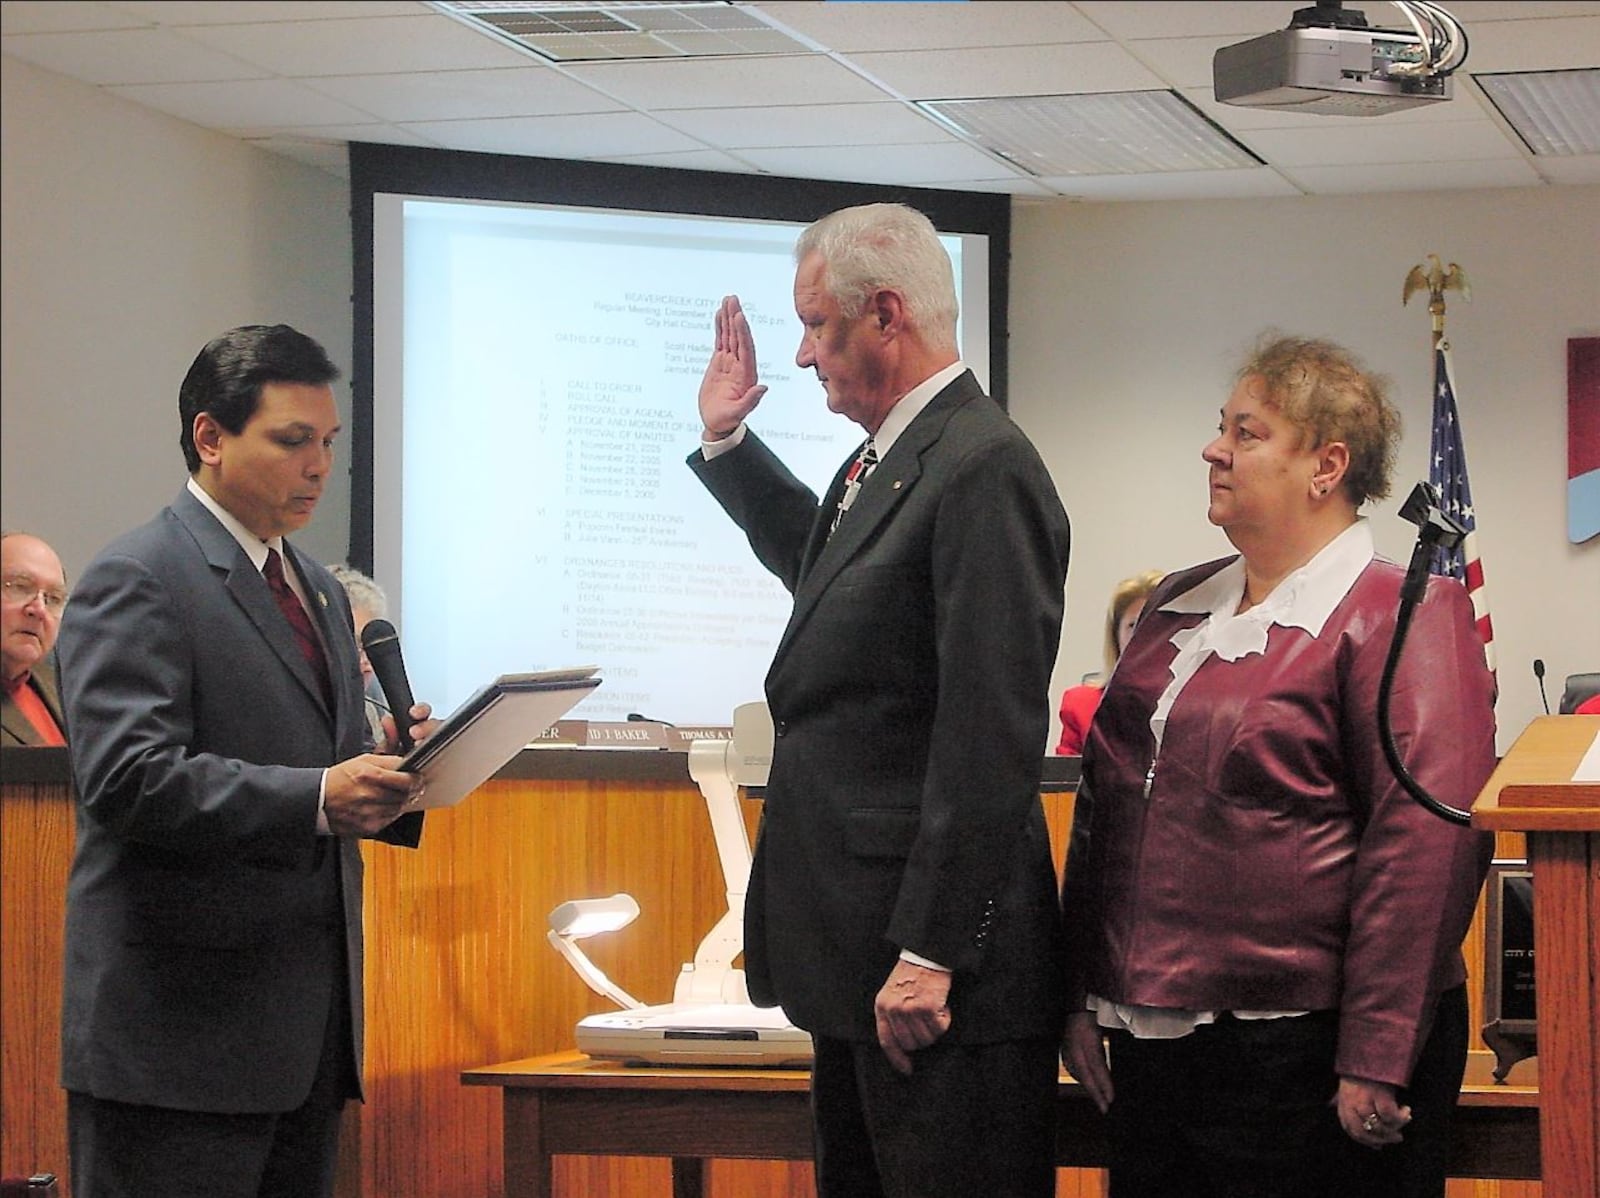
[794,203,958,353]
[327,563,388,619]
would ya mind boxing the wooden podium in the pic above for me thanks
[1472,714,1600,1198]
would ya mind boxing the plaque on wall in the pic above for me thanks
[1481,858,1536,1082]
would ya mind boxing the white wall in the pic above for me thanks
[0,56,353,576]
[1011,187,1600,752]
[3,55,1596,750]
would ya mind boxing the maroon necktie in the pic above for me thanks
[264,548,333,708]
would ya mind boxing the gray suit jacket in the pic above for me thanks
[57,487,419,1113]
[690,371,1071,1043]
[2,655,64,745]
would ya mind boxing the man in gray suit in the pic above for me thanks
[690,204,1071,1197]
[57,325,432,1198]
[1,530,68,746]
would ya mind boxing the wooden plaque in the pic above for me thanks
[1481,858,1537,1082]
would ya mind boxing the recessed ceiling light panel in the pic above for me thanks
[1476,69,1600,157]
[919,92,1262,177]
[432,1,808,62]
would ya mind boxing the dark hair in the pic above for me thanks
[178,325,340,473]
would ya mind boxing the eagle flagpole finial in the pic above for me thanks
[1403,253,1471,344]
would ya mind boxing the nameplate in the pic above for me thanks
[583,722,673,749]
[528,720,588,747]
[526,721,733,751]
[665,725,733,749]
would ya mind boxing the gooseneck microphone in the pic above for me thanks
[1533,658,1551,715]
[1379,482,1473,827]
[626,712,677,727]
[360,619,417,753]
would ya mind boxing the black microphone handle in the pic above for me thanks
[360,619,417,753]
[1377,536,1472,826]
[1533,658,1551,715]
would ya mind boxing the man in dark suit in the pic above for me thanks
[689,204,1071,1197]
[57,325,432,1198]
[1,531,68,746]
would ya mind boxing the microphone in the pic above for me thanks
[1533,658,1551,715]
[360,619,417,753]
[626,712,676,727]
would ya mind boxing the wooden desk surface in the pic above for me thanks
[465,1049,1539,1102]
[1474,715,1600,832]
[465,1051,812,1094]
[465,1049,1542,1185]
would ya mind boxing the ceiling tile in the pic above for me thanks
[1532,153,1600,181]
[603,147,767,173]
[1442,2,1600,16]
[1041,167,1305,200]
[304,66,622,122]
[0,2,150,35]
[4,0,1596,198]
[110,2,428,23]
[105,77,381,127]
[1,27,270,85]
[228,121,440,146]
[752,1,1107,52]
[1131,34,1249,92]
[1282,157,1544,192]
[655,100,950,149]
[177,12,533,76]
[1242,118,1528,165]
[1456,16,1600,71]
[399,110,704,158]
[735,140,1023,186]
[1074,2,1300,40]
[848,41,1164,101]
[563,52,886,108]
[925,175,1059,197]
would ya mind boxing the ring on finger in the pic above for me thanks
[1362,1113,1381,1132]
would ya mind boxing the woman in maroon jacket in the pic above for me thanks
[1060,334,1497,1198]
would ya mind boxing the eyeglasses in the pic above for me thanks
[2,577,69,615]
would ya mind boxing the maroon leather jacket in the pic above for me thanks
[1062,554,1496,1086]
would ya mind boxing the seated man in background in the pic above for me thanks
[2,530,69,746]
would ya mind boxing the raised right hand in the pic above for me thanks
[698,294,768,439]
[323,754,424,836]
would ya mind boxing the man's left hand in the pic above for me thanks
[874,959,953,1075]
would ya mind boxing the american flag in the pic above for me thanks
[1429,343,1496,671]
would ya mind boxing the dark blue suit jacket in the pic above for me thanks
[58,487,418,1113]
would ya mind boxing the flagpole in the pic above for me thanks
[1404,252,1495,673]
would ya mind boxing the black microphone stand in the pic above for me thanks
[1378,481,1474,826]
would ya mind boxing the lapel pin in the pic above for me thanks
[318,592,328,607]
[892,480,903,490]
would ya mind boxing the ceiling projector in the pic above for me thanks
[1215,0,1467,117]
